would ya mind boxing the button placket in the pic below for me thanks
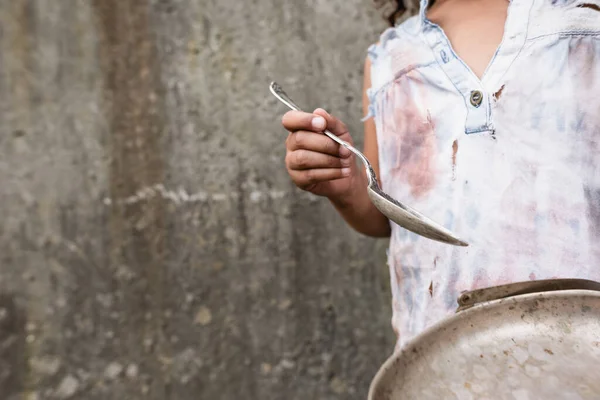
[422,22,493,133]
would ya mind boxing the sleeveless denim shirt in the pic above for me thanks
[365,0,600,349]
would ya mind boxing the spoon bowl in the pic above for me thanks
[270,81,468,247]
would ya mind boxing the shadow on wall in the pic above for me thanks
[0,294,26,398]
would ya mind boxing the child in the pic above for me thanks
[281,0,600,350]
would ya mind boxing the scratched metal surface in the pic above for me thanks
[0,1,393,399]
[369,290,600,400]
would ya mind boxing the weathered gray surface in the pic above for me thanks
[0,1,393,399]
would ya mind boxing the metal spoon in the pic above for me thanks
[270,81,468,247]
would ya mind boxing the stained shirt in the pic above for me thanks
[365,0,600,350]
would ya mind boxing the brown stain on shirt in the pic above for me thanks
[451,140,458,180]
[577,3,600,11]
[568,37,596,87]
[390,106,438,198]
[494,84,505,101]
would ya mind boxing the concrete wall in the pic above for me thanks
[0,1,393,398]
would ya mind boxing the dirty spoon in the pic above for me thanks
[269,82,468,247]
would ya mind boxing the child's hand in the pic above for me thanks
[281,108,359,201]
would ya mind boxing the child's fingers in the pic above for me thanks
[286,130,350,158]
[287,167,351,189]
[282,111,326,133]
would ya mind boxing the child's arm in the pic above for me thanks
[281,57,390,237]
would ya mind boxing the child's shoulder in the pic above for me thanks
[368,15,422,62]
[365,15,437,94]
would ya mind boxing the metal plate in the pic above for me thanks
[369,290,600,400]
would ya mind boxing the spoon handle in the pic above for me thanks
[269,81,302,111]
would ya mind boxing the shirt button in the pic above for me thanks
[470,90,483,107]
[440,50,449,63]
